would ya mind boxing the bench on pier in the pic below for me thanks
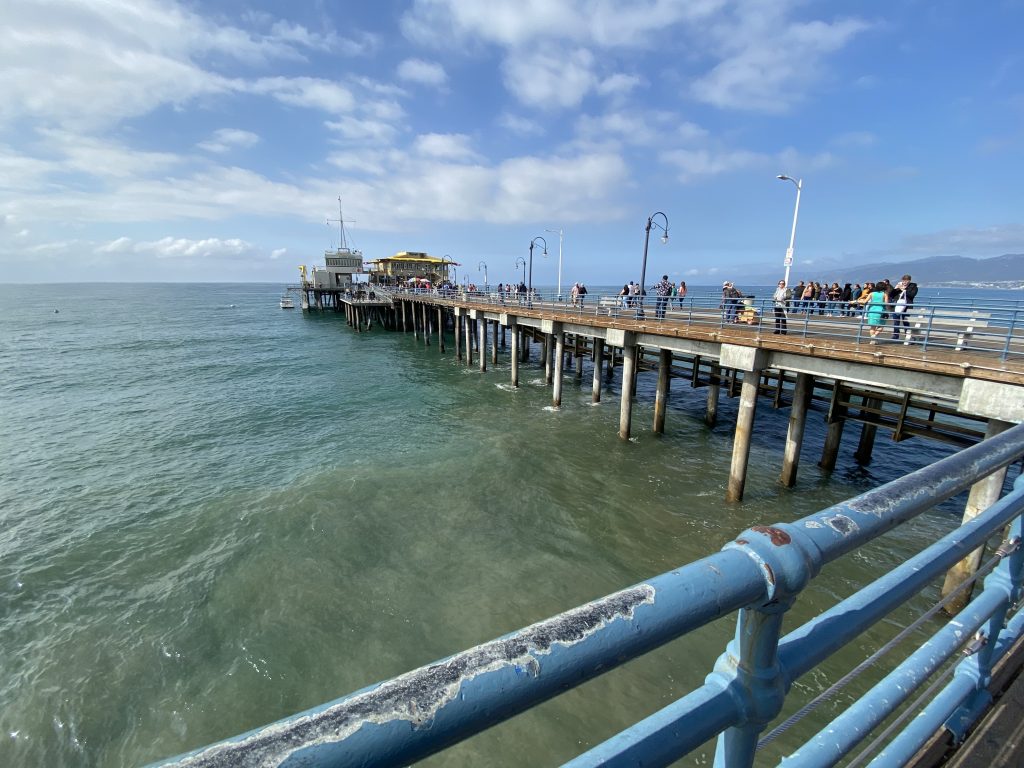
[597,297,622,316]
[906,309,991,351]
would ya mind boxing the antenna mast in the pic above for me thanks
[326,197,353,251]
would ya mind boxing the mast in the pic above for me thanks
[327,196,350,252]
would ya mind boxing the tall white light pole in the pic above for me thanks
[545,228,563,298]
[777,175,802,288]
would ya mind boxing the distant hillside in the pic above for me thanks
[742,253,1024,286]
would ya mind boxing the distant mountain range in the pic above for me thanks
[740,253,1024,287]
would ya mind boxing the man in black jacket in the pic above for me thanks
[890,273,919,340]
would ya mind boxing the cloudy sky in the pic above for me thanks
[1,0,1022,285]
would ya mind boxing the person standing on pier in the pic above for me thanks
[890,274,918,340]
[677,280,687,308]
[655,275,673,319]
[773,280,789,334]
[865,280,889,343]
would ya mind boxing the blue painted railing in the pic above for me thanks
[152,424,1024,768]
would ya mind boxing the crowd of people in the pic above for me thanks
[766,274,919,340]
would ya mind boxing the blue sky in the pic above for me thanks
[1,0,1022,287]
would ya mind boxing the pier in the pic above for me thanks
[325,288,1024,505]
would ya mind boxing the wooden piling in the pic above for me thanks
[465,314,473,367]
[511,320,519,388]
[726,368,762,502]
[853,396,881,464]
[437,307,444,352]
[706,364,721,427]
[653,348,672,434]
[941,419,1014,613]
[592,338,604,403]
[491,319,498,364]
[618,343,637,440]
[479,317,487,372]
[781,373,813,487]
[552,331,564,407]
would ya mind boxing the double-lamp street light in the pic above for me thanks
[514,257,526,286]
[639,212,669,317]
[528,236,548,303]
[777,175,802,288]
[478,260,488,290]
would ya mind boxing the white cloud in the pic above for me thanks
[198,129,260,154]
[397,58,448,87]
[413,133,480,161]
[661,144,835,182]
[403,1,868,115]
[661,147,767,181]
[691,9,871,112]
[597,73,644,98]
[502,48,597,109]
[325,116,399,144]
[401,0,725,49]
[249,77,355,113]
[0,0,354,130]
[95,236,259,260]
[497,113,544,136]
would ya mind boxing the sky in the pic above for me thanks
[1,0,1022,287]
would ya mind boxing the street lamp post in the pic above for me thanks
[528,236,548,306]
[478,260,488,290]
[515,257,526,286]
[639,212,669,318]
[777,175,802,288]
[545,228,563,298]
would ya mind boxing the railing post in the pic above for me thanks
[712,524,816,767]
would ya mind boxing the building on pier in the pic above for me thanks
[366,252,457,287]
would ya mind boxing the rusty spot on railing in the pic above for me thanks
[751,526,792,546]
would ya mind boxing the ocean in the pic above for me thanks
[0,282,1017,767]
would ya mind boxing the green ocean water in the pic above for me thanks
[0,282,1009,767]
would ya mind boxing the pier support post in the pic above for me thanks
[819,421,845,471]
[941,419,1013,613]
[818,383,847,471]
[437,308,445,352]
[706,363,721,427]
[543,334,553,383]
[491,320,498,365]
[510,319,519,388]
[522,329,530,362]
[574,336,584,381]
[611,330,637,440]
[423,304,430,346]
[780,373,813,487]
[853,396,881,465]
[653,348,672,434]
[465,312,473,367]
[723,346,768,502]
[413,304,420,340]
[592,338,604,403]
[454,311,462,361]
[478,315,487,372]
[401,301,407,332]
[552,326,565,407]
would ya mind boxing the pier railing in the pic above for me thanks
[152,423,1024,768]
[396,289,1024,361]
